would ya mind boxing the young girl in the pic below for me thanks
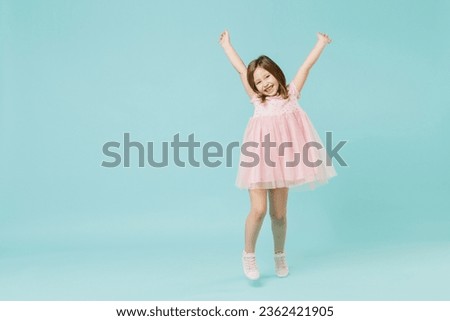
[219,30,337,280]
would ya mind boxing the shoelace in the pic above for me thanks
[275,255,288,270]
[243,255,258,271]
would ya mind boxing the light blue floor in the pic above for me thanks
[1,209,449,301]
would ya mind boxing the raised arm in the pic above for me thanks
[292,32,332,96]
[219,30,255,98]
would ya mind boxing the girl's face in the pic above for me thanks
[253,67,279,96]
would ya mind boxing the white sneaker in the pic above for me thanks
[242,251,260,280]
[274,252,289,277]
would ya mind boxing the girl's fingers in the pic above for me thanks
[318,32,332,43]
[219,30,229,44]
[219,30,230,44]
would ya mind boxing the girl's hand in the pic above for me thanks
[219,30,231,47]
[317,32,332,45]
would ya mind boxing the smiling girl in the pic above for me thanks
[219,30,337,280]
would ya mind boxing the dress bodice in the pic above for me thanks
[250,82,301,117]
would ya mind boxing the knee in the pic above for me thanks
[270,209,287,223]
[250,205,267,221]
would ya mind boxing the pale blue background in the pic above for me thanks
[1,0,449,300]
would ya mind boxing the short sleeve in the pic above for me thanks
[288,82,300,99]
[250,94,259,103]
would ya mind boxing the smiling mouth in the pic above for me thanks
[264,84,274,93]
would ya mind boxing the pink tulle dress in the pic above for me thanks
[235,82,337,190]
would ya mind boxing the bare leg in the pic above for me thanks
[244,189,267,253]
[269,188,289,254]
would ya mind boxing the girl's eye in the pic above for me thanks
[265,75,269,78]
[256,81,261,85]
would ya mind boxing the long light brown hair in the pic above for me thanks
[247,55,288,103]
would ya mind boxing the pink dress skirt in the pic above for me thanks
[235,82,337,191]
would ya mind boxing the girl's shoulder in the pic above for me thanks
[287,82,300,100]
